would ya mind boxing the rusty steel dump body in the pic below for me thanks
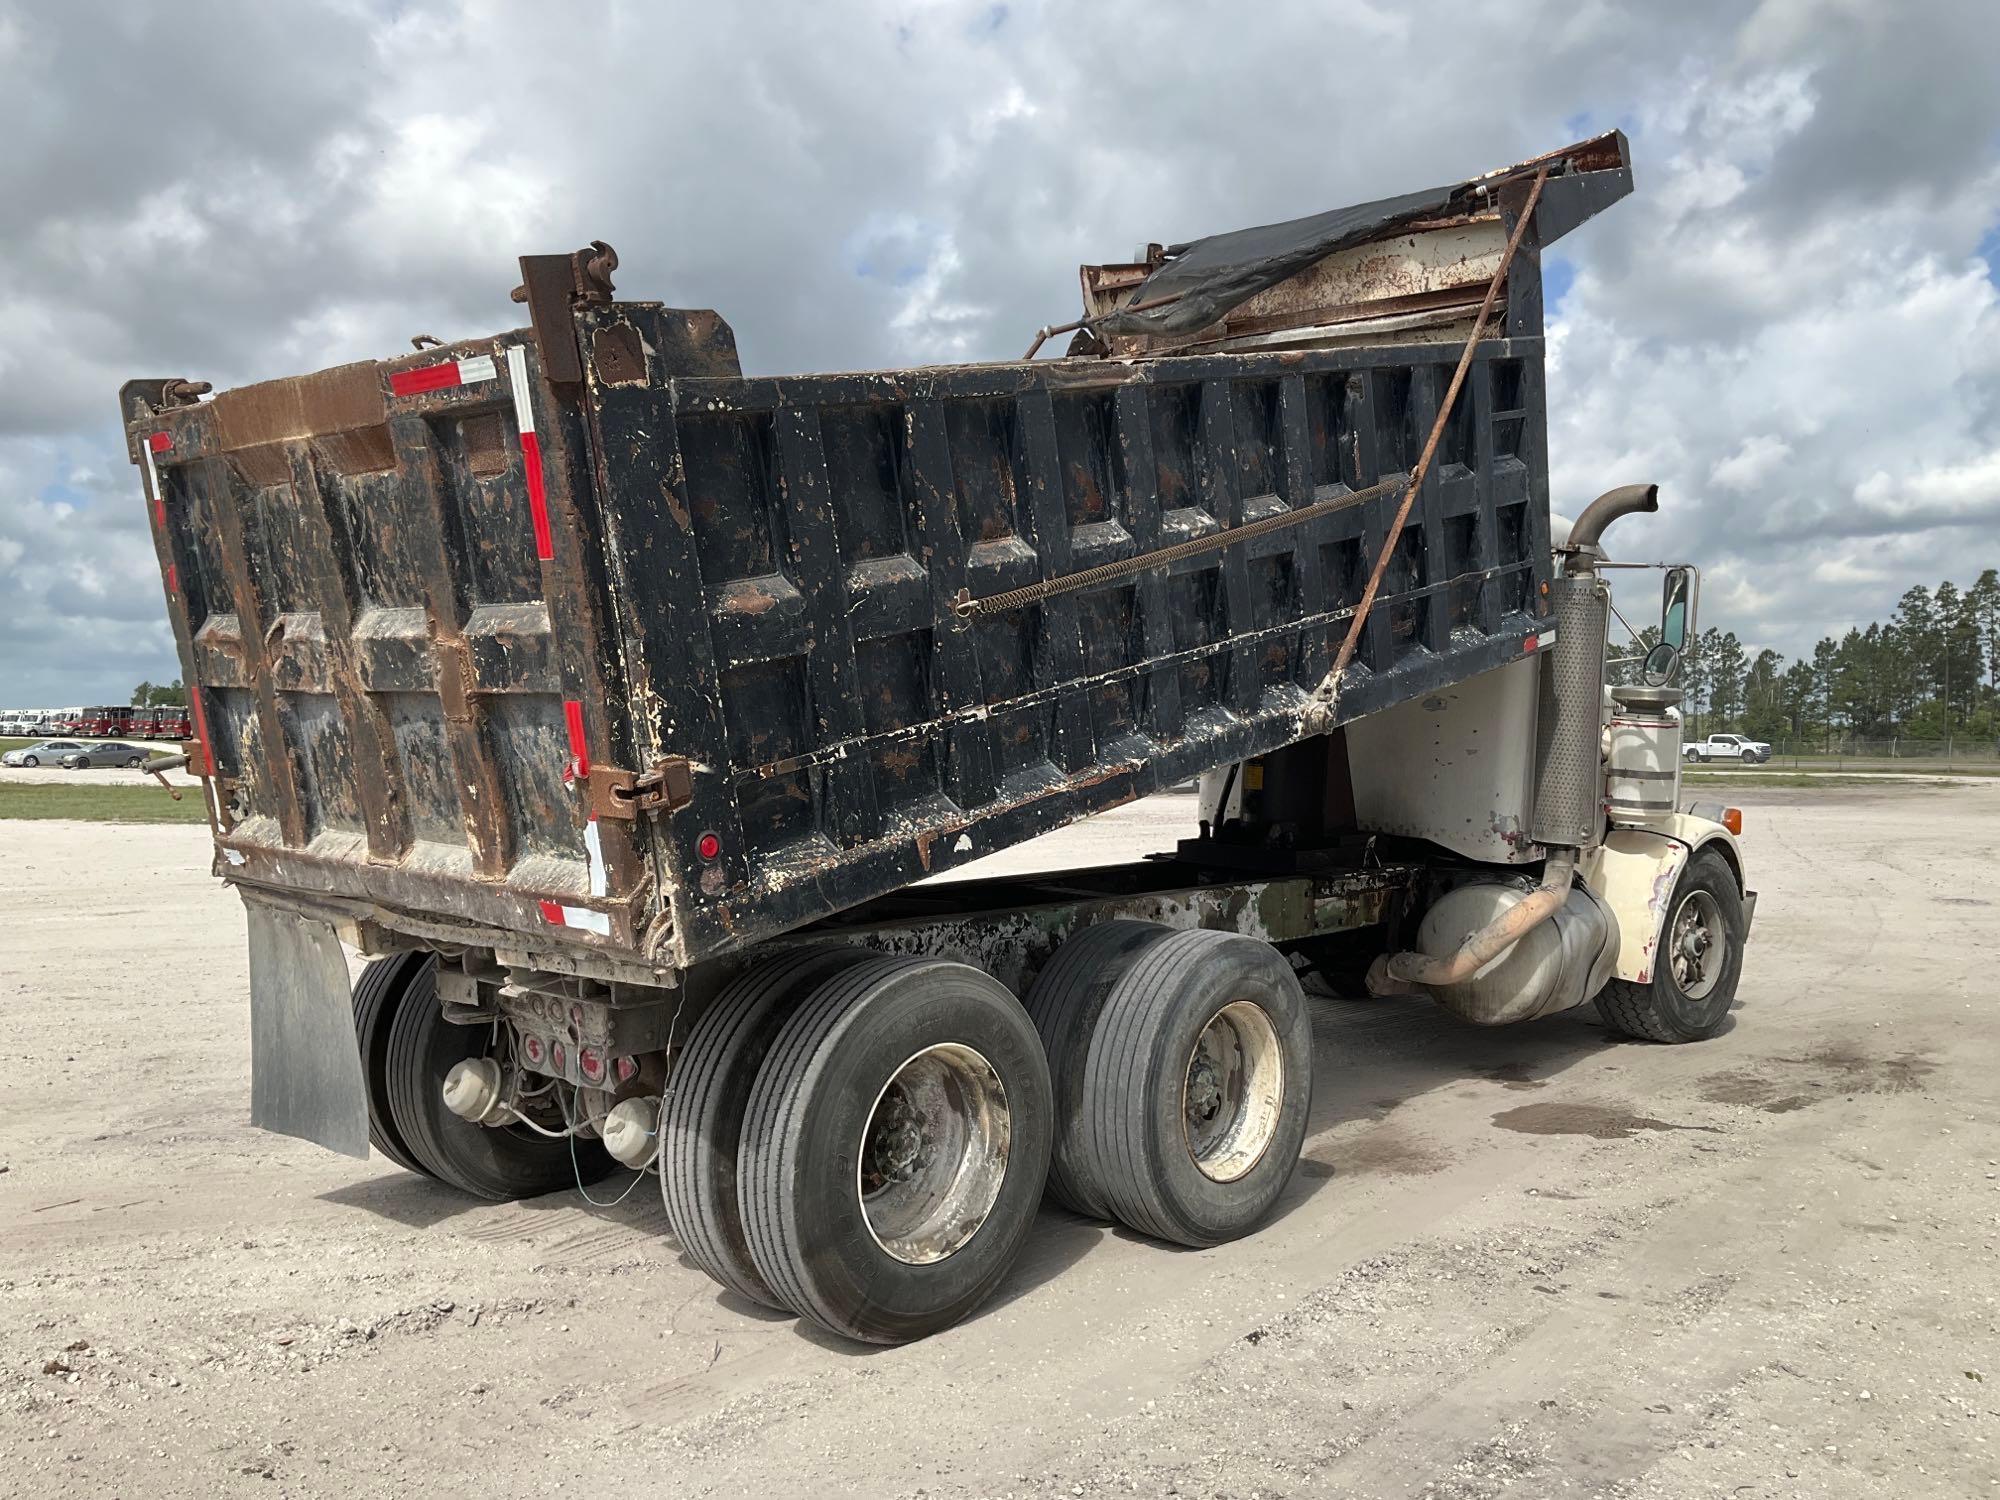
[122,135,1631,981]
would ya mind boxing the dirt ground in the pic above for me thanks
[2,783,1996,1499]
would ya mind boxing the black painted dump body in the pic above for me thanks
[122,135,1631,977]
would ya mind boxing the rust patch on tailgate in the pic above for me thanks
[211,361,387,451]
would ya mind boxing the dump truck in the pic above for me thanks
[121,131,1753,1345]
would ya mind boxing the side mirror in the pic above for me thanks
[1660,566,1696,651]
[1641,640,1681,686]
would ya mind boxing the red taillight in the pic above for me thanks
[523,1035,545,1064]
[614,1056,638,1084]
[579,1046,605,1083]
[697,831,721,861]
[551,1040,567,1076]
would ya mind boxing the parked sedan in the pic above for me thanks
[58,742,152,769]
[2,739,89,768]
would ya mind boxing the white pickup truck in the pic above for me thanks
[1684,732,1772,764]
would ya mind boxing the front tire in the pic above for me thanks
[1595,848,1744,1042]
[21,755,37,767]
[738,958,1052,1345]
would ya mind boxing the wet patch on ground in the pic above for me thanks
[1480,1061,1551,1092]
[1700,1045,1935,1112]
[1490,1101,1723,1141]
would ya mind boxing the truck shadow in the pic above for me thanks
[317,1166,674,1233]
[315,990,1728,1353]
[1262,994,1626,1227]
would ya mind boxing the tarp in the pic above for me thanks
[1093,182,1458,339]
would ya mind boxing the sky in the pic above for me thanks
[3,0,1998,707]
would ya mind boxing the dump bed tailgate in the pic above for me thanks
[123,337,649,955]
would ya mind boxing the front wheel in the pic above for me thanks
[1595,848,1744,1042]
[21,755,37,767]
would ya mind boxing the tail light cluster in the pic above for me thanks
[499,985,676,1090]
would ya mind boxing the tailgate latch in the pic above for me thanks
[590,757,694,820]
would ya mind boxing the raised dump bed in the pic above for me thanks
[123,133,1631,980]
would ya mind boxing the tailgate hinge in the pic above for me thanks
[589,757,694,820]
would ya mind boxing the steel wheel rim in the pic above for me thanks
[1670,888,1726,1000]
[1182,1000,1285,1184]
[857,1043,1011,1266]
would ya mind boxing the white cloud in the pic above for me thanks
[1709,434,1794,493]
[2,0,1999,706]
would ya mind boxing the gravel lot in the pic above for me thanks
[2,783,1996,1498]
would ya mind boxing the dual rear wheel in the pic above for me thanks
[352,924,1317,1346]
[661,923,1314,1344]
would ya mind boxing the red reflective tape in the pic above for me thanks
[522,429,553,560]
[563,699,589,779]
[189,689,216,778]
[148,431,171,453]
[538,900,565,925]
[166,562,178,594]
[153,498,166,529]
[389,361,463,397]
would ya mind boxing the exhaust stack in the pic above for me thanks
[1370,485,1657,1011]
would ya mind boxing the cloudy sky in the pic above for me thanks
[3,0,1997,707]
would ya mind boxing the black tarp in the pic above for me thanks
[1093,182,1459,339]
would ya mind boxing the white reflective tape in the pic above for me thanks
[506,344,535,434]
[1539,628,1558,648]
[223,847,246,866]
[455,354,498,385]
[584,815,607,898]
[560,905,612,937]
[141,443,161,505]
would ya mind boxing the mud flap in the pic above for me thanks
[245,899,370,1159]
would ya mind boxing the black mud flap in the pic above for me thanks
[245,899,370,1159]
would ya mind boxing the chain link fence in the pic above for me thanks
[1690,735,2000,771]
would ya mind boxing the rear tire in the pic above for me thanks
[352,952,436,1178]
[661,947,871,1309]
[1077,929,1313,1248]
[383,966,612,1200]
[1022,921,1173,1217]
[1595,848,1744,1042]
[739,958,1052,1345]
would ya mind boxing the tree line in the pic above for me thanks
[130,679,189,708]
[1618,570,2000,745]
